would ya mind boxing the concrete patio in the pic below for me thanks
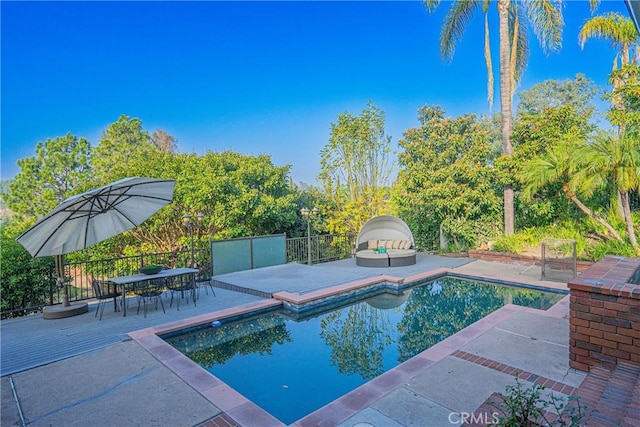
[1,254,586,426]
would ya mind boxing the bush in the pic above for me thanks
[494,379,587,426]
[0,228,55,317]
[491,228,540,254]
[491,235,528,254]
[487,220,637,261]
[586,239,637,261]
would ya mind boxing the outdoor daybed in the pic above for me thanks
[355,215,416,267]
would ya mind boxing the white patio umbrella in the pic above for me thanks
[16,177,176,309]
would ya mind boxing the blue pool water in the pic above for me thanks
[163,277,564,424]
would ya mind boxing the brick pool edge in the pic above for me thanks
[568,256,640,372]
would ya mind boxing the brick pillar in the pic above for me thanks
[568,256,640,372]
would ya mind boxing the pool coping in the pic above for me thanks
[128,266,570,427]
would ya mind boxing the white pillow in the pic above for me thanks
[392,240,401,249]
[367,239,378,250]
[385,240,394,249]
[403,240,412,250]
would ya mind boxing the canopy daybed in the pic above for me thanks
[355,215,416,267]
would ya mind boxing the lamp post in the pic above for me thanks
[182,212,204,268]
[300,207,318,265]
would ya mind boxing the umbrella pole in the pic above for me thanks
[41,255,87,319]
[56,255,70,307]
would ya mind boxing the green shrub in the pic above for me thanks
[492,233,535,254]
[492,235,527,254]
[491,228,540,254]
[494,379,587,426]
[0,228,55,316]
[489,221,619,260]
[586,239,637,261]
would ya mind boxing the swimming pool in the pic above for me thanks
[162,277,564,424]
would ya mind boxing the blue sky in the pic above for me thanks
[1,1,628,185]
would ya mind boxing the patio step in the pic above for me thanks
[211,279,273,299]
[572,362,640,426]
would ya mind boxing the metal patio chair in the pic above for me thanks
[195,264,216,297]
[133,279,166,317]
[91,279,121,320]
[166,275,196,311]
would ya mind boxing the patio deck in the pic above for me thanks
[1,254,585,426]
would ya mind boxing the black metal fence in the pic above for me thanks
[53,248,211,304]
[2,233,356,318]
[286,233,356,265]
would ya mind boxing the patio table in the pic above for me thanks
[109,267,198,316]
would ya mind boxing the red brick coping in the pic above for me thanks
[453,350,577,396]
[568,256,640,372]
[197,413,239,427]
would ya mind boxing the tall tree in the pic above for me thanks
[394,105,502,250]
[510,104,595,228]
[4,133,93,219]
[600,65,640,250]
[516,73,598,117]
[580,11,638,134]
[607,64,640,129]
[177,151,298,241]
[151,129,178,153]
[319,101,393,233]
[423,0,564,235]
[579,12,638,71]
[81,150,299,257]
[92,115,154,183]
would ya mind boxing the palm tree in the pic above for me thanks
[580,12,639,223]
[423,0,564,235]
[520,139,624,243]
[576,131,640,247]
[579,12,638,71]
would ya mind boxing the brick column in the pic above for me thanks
[568,256,640,372]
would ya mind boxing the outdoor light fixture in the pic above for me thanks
[183,211,204,267]
[300,207,318,265]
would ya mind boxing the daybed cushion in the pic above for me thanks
[356,250,389,259]
[359,240,413,252]
[387,249,416,258]
[374,240,413,250]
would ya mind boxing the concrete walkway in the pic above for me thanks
[1,255,583,426]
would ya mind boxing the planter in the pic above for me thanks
[468,250,593,272]
[439,252,469,258]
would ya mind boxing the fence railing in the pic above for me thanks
[2,233,356,318]
[287,233,356,264]
[55,248,211,304]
